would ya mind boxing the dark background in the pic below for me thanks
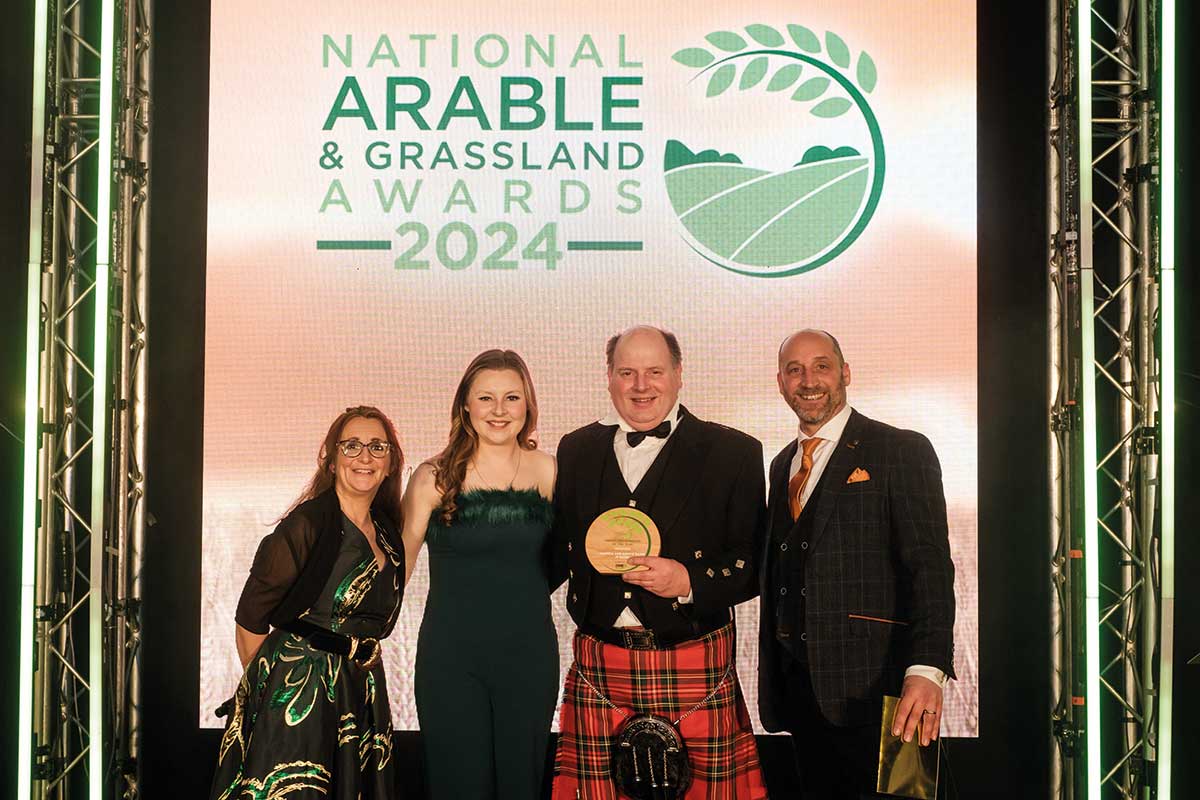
[1,2,1195,797]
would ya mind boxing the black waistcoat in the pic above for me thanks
[584,434,678,629]
[770,464,834,662]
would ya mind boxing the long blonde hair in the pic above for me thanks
[431,350,539,524]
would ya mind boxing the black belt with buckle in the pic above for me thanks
[214,620,383,719]
[580,617,726,651]
[279,619,382,669]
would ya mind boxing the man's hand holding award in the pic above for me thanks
[584,506,691,597]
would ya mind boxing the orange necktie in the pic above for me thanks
[788,437,823,520]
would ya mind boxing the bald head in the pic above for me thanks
[778,329,845,368]
[606,325,682,369]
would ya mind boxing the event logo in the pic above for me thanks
[316,34,648,272]
[666,24,885,277]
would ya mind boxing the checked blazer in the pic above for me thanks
[757,409,956,729]
[549,407,766,639]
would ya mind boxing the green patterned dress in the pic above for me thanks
[211,514,402,799]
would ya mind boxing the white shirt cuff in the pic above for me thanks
[905,665,947,687]
[677,590,694,604]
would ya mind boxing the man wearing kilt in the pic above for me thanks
[550,325,768,799]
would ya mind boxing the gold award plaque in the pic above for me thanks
[585,507,662,574]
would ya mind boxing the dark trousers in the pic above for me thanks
[779,651,885,800]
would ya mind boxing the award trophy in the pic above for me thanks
[585,507,662,574]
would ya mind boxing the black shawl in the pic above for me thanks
[234,487,404,637]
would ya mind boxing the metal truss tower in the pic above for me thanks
[18,0,152,797]
[1049,1,1175,799]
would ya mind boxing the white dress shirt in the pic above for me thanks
[787,402,853,504]
[600,401,682,493]
[789,404,947,689]
[598,402,691,626]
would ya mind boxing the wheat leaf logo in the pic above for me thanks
[666,24,886,277]
[672,48,714,68]
[745,24,785,47]
[792,76,829,102]
[766,63,803,92]
[788,25,821,53]
[671,25,877,116]
[825,31,851,68]
[739,56,769,89]
[705,31,747,52]
[857,52,878,92]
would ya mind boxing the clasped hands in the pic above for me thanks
[621,556,691,598]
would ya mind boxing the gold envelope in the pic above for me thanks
[877,695,940,799]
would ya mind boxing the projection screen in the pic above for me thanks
[200,0,979,736]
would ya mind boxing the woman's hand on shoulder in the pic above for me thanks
[405,461,440,505]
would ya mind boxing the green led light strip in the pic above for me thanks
[1077,3,1101,797]
[1157,2,1175,798]
[89,2,117,797]
[18,2,50,796]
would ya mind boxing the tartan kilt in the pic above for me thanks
[552,623,767,799]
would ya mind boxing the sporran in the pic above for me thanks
[574,658,732,800]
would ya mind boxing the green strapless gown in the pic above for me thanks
[415,488,559,799]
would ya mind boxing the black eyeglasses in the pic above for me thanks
[336,439,392,458]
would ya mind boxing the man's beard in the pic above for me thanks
[788,387,840,427]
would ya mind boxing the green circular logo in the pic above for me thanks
[666,24,885,278]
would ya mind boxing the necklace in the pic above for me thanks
[470,447,522,489]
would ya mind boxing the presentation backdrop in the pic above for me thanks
[201,1,978,735]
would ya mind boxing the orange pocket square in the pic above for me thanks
[847,468,871,484]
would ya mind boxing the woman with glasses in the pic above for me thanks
[402,350,558,799]
[210,405,405,800]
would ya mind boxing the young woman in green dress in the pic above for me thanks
[402,350,559,799]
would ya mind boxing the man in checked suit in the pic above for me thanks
[758,330,956,799]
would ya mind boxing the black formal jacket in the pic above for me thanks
[235,488,405,637]
[757,410,956,729]
[550,407,766,639]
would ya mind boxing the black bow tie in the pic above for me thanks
[626,420,671,447]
